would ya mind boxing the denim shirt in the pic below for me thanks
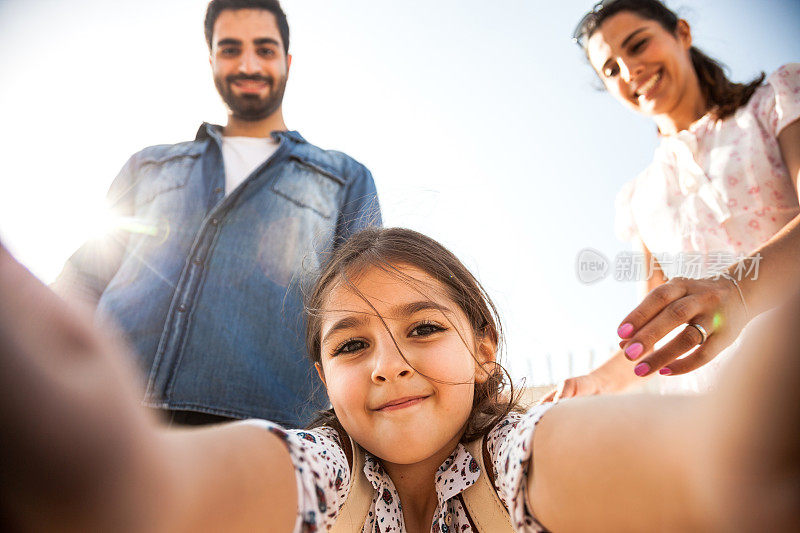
[61,124,381,426]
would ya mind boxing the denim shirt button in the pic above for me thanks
[193,257,203,266]
[177,304,187,312]
[210,218,219,226]
[214,187,223,194]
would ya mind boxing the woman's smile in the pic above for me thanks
[586,11,705,133]
[634,69,663,101]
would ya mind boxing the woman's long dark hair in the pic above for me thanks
[304,227,524,443]
[574,0,764,121]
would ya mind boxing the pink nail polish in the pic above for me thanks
[659,368,672,376]
[634,362,650,377]
[624,342,643,360]
[617,323,634,338]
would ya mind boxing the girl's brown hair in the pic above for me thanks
[304,227,522,442]
[574,0,765,121]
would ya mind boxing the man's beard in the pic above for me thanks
[214,72,287,122]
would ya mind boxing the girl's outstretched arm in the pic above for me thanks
[530,392,708,531]
[0,243,297,532]
[528,292,800,532]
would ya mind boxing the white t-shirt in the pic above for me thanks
[221,136,280,195]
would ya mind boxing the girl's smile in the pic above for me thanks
[373,394,430,412]
[315,263,495,465]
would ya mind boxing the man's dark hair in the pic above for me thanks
[204,0,290,54]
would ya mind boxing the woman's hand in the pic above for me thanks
[617,275,749,377]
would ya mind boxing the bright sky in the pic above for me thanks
[0,0,798,383]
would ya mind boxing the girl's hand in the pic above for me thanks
[617,276,749,377]
[538,373,606,404]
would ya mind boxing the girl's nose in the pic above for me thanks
[370,338,413,383]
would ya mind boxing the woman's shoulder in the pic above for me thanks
[746,64,800,134]
[766,63,800,86]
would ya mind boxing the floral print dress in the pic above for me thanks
[245,404,552,532]
[616,64,800,278]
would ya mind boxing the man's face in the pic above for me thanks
[209,9,291,122]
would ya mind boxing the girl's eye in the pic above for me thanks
[409,322,446,338]
[332,338,367,356]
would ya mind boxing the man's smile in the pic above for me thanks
[229,77,271,94]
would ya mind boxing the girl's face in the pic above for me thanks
[586,11,697,119]
[316,263,494,465]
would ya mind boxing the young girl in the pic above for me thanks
[0,228,798,532]
[550,0,800,398]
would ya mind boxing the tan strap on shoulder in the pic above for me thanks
[330,437,513,532]
[462,437,514,532]
[329,437,373,533]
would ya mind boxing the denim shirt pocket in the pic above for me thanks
[270,156,344,219]
[134,153,201,208]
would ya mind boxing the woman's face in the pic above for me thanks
[315,263,494,465]
[586,11,697,119]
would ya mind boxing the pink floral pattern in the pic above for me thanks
[245,405,553,532]
[616,64,800,279]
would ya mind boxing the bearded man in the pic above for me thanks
[53,0,381,427]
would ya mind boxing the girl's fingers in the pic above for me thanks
[553,379,573,403]
[630,317,715,376]
[537,389,557,405]
[617,281,688,338]
[620,294,707,361]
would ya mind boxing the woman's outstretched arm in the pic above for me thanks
[613,119,800,378]
[528,291,800,532]
[0,243,297,532]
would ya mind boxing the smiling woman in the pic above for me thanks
[548,0,800,399]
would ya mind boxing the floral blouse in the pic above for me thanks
[616,63,800,280]
[246,404,553,532]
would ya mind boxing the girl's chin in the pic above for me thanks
[358,432,458,466]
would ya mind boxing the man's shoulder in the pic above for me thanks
[128,139,207,167]
[286,133,373,185]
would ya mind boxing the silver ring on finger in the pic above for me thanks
[687,323,709,345]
